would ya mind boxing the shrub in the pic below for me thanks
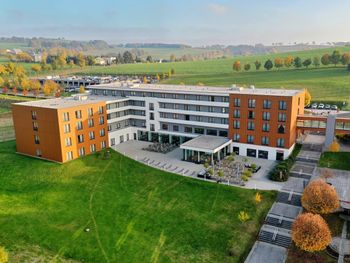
[203,162,209,169]
[250,163,257,170]
[218,170,224,177]
[301,179,340,214]
[0,246,8,263]
[238,211,250,222]
[292,213,332,252]
[328,141,340,152]
[255,192,262,203]
[208,168,213,175]
[242,175,249,181]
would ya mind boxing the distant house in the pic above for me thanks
[105,57,116,65]
[28,51,42,62]
[95,57,107,66]
[6,49,23,55]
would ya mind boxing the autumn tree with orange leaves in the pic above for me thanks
[284,55,294,68]
[232,60,241,72]
[292,213,332,252]
[301,179,339,214]
[274,57,284,69]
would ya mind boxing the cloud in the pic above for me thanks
[207,3,230,15]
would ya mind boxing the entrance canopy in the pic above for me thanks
[180,135,231,154]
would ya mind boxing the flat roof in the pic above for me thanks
[180,135,231,153]
[13,95,107,109]
[89,83,303,97]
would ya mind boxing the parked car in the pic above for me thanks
[311,103,318,109]
[331,105,338,110]
[325,104,331,110]
[197,169,211,179]
[318,103,325,109]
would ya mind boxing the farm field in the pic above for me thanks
[0,140,276,263]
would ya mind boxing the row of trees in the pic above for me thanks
[232,50,350,72]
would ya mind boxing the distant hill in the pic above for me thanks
[121,43,191,49]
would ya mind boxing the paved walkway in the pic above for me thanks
[113,140,283,190]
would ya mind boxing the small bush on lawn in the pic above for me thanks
[269,144,301,182]
[242,175,249,181]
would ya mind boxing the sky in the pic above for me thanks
[1,0,350,46]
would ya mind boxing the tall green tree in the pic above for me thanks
[293,57,302,68]
[321,54,330,65]
[302,58,312,68]
[244,64,251,71]
[330,50,341,66]
[123,51,134,64]
[264,59,273,70]
[341,53,350,65]
[313,56,320,67]
[254,60,261,70]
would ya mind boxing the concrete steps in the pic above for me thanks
[258,225,292,248]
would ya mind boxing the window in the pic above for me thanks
[233,120,240,129]
[262,112,270,121]
[75,110,82,119]
[233,98,240,107]
[63,112,69,121]
[248,110,255,119]
[184,126,192,133]
[194,127,205,134]
[278,124,285,134]
[66,151,73,161]
[233,109,240,118]
[32,121,38,131]
[277,138,285,147]
[149,103,154,110]
[278,113,287,122]
[247,149,257,157]
[279,101,287,110]
[262,123,270,132]
[248,99,256,108]
[185,115,190,121]
[90,144,96,153]
[76,121,83,130]
[101,141,106,149]
[31,110,37,120]
[36,149,42,157]
[88,118,94,128]
[173,125,179,132]
[98,106,104,114]
[79,147,85,157]
[247,121,255,130]
[88,108,93,116]
[150,112,154,120]
[162,124,168,130]
[150,124,155,131]
[64,124,71,133]
[263,100,271,109]
[99,116,104,125]
[77,134,84,143]
[233,133,240,142]
[34,135,40,144]
[110,138,115,146]
[208,117,214,123]
[120,135,124,143]
[89,131,95,140]
[65,137,72,146]
[298,97,301,105]
[261,136,269,145]
[207,129,217,136]
[100,128,105,137]
[222,107,228,113]
[210,96,215,102]
[209,106,214,112]
[247,135,254,144]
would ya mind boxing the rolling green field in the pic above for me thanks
[0,141,276,262]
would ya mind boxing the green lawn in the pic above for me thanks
[0,141,276,262]
[318,152,350,171]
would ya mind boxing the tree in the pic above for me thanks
[313,56,320,67]
[86,55,96,66]
[330,50,341,66]
[0,76,3,88]
[156,73,160,81]
[274,57,284,69]
[293,57,302,68]
[79,85,85,93]
[348,64,350,71]
[43,80,59,96]
[254,60,261,70]
[2,87,8,94]
[12,87,17,95]
[170,54,176,61]
[244,64,251,71]
[264,59,273,70]
[341,53,350,66]
[232,60,241,71]
[0,246,8,263]
[76,53,86,67]
[284,55,294,68]
[321,54,330,65]
[0,64,6,75]
[292,213,332,252]
[143,76,148,83]
[302,58,312,68]
[123,51,134,64]
[31,64,41,75]
[57,53,67,68]
[170,68,175,75]
[146,55,153,63]
[328,141,340,152]
[301,179,339,214]
[30,79,41,96]
[304,89,311,106]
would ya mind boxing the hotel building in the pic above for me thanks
[12,83,305,163]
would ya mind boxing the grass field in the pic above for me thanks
[318,152,350,170]
[0,141,276,262]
